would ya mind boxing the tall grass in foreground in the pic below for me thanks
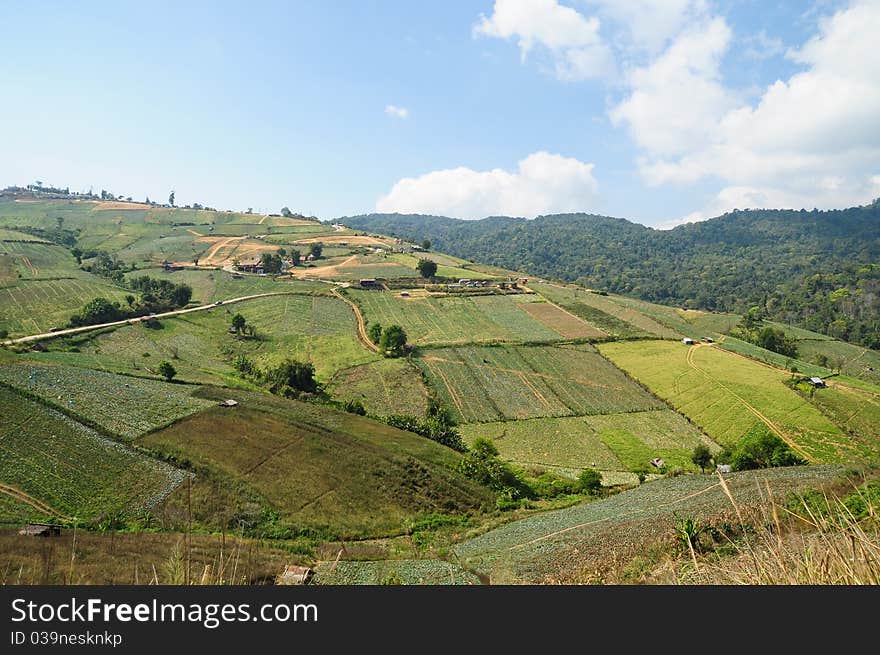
[680,474,880,585]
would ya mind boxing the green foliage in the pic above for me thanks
[459,438,533,508]
[416,258,438,279]
[342,398,366,416]
[730,428,805,471]
[421,239,431,251]
[231,313,247,332]
[379,324,408,358]
[157,360,177,382]
[367,321,383,345]
[578,468,603,495]
[691,444,712,472]
[383,412,466,452]
[259,252,283,274]
[308,243,323,259]
[68,297,124,327]
[263,358,319,396]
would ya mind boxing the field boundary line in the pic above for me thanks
[330,288,379,352]
[0,482,71,521]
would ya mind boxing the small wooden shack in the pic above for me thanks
[276,565,313,585]
[809,377,826,388]
[682,338,694,345]
[19,523,61,537]
[219,399,239,407]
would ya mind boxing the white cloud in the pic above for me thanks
[609,17,735,157]
[376,151,599,219]
[384,104,409,119]
[743,29,786,60]
[587,0,708,55]
[619,0,880,220]
[473,0,614,80]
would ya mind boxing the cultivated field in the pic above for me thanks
[0,362,213,439]
[461,409,718,477]
[0,386,187,521]
[327,358,430,417]
[349,290,567,346]
[518,300,606,339]
[140,388,492,539]
[718,335,831,378]
[417,344,663,424]
[598,341,861,462]
[0,277,131,336]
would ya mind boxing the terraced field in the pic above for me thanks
[0,386,187,521]
[531,282,667,338]
[0,362,213,439]
[327,358,430,417]
[718,335,831,378]
[804,383,880,455]
[518,300,606,339]
[417,344,663,424]
[315,465,844,584]
[0,277,131,336]
[461,410,718,478]
[141,388,492,538]
[599,341,861,462]
[349,290,566,345]
[33,293,374,383]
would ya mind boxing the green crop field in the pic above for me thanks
[803,384,880,455]
[417,344,663,424]
[0,277,131,336]
[598,340,862,462]
[328,358,430,417]
[32,292,375,384]
[0,241,85,279]
[795,339,880,385]
[314,559,481,585]
[387,253,490,281]
[0,386,187,521]
[717,335,831,378]
[140,388,492,539]
[0,362,213,439]
[348,290,567,345]
[450,464,843,582]
[461,410,718,477]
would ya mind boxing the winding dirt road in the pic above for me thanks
[331,288,379,352]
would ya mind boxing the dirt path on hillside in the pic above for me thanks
[0,482,69,520]
[200,236,246,265]
[186,228,202,237]
[1,291,310,346]
[18,255,38,276]
[330,288,379,352]
[685,344,813,461]
[292,255,360,279]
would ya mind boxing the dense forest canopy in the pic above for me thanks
[339,203,880,348]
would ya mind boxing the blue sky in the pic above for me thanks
[2,1,877,226]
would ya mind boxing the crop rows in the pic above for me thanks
[417,344,662,424]
[0,386,187,520]
[599,341,862,462]
[314,559,480,585]
[0,362,214,440]
[350,290,565,346]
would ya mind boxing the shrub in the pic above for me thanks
[578,468,603,495]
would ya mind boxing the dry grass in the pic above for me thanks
[669,472,880,585]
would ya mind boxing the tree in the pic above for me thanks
[379,325,407,357]
[421,239,431,251]
[168,191,175,207]
[260,252,283,274]
[281,206,293,217]
[124,294,136,307]
[578,468,602,495]
[367,322,383,344]
[290,249,302,266]
[158,361,176,382]
[231,313,246,333]
[263,359,319,396]
[71,247,82,264]
[731,430,804,471]
[691,444,712,473]
[308,243,323,259]
[416,258,437,279]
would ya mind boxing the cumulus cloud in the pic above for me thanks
[587,0,708,56]
[473,0,614,80]
[376,151,599,219]
[609,17,735,157]
[616,0,880,220]
[384,104,409,119]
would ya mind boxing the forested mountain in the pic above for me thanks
[339,202,880,348]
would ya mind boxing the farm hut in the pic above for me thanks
[701,336,714,343]
[682,338,694,345]
[19,523,61,537]
[276,565,313,585]
[219,399,239,407]
[650,457,665,469]
[716,464,731,474]
[400,291,410,297]
[359,278,378,288]
[809,377,826,388]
